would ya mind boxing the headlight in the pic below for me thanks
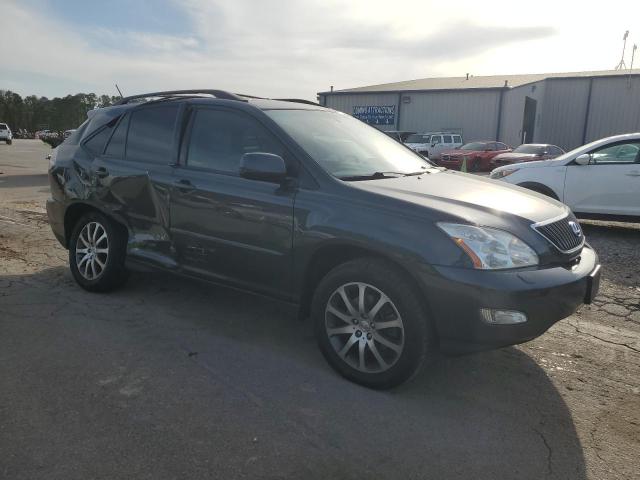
[438,223,539,269]
[490,168,519,179]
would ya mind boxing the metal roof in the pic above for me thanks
[319,69,640,95]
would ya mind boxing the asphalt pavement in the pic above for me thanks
[1,140,638,480]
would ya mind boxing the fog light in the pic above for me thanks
[480,308,527,325]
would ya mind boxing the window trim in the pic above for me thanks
[102,113,129,158]
[583,140,640,166]
[179,105,294,178]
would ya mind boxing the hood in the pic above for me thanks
[442,149,478,156]
[348,170,567,224]
[493,152,538,161]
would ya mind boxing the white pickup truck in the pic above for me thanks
[404,132,463,160]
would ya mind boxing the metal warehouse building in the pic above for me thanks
[317,69,640,150]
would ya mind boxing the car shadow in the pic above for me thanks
[1,266,586,479]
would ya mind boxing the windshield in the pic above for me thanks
[512,145,546,154]
[405,134,430,143]
[460,142,487,150]
[266,110,436,178]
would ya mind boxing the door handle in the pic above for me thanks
[95,166,109,178]
[174,178,195,192]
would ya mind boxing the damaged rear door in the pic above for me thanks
[89,103,182,268]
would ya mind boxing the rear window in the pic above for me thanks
[83,118,119,156]
[0,124,8,130]
[126,104,179,164]
[453,135,462,143]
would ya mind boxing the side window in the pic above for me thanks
[83,117,119,156]
[553,146,564,155]
[453,135,462,144]
[442,135,453,143]
[431,135,441,145]
[591,141,640,164]
[104,114,129,158]
[186,109,284,173]
[127,104,179,164]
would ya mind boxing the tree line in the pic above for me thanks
[0,90,120,132]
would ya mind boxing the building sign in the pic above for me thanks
[352,105,395,125]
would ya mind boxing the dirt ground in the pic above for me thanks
[1,140,639,479]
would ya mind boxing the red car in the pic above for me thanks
[439,141,512,171]
[490,143,565,168]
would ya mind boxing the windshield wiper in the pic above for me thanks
[338,171,425,181]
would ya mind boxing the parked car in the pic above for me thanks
[439,141,512,171]
[0,123,12,144]
[491,144,565,167]
[383,130,415,143]
[490,133,640,220]
[47,90,600,388]
[404,132,463,160]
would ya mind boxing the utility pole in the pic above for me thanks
[615,30,629,70]
[629,44,637,87]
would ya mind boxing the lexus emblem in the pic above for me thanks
[568,221,582,237]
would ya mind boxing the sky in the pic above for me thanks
[1,0,639,100]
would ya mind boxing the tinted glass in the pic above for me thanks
[266,110,435,178]
[431,136,442,144]
[127,104,178,164]
[592,141,640,164]
[104,114,129,158]
[187,109,283,173]
[83,119,117,156]
[0,124,7,130]
[461,142,488,150]
[453,135,462,143]
[443,135,452,143]
[513,145,546,154]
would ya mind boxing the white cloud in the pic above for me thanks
[1,0,638,100]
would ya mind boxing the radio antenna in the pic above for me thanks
[115,84,124,99]
[615,30,629,70]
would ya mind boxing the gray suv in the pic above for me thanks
[47,90,601,388]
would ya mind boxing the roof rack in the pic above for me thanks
[115,89,247,105]
[274,98,321,106]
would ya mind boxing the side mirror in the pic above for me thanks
[575,153,591,165]
[239,152,287,183]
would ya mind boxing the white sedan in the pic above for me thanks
[490,133,640,219]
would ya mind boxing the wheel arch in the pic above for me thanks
[297,242,431,324]
[63,202,128,248]
[517,181,560,200]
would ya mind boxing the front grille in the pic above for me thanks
[532,214,584,253]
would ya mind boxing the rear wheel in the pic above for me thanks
[5,139,11,145]
[312,258,434,389]
[69,212,128,292]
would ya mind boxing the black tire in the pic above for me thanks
[69,211,129,292]
[312,258,435,389]
[5,139,11,145]
[518,183,559,200]
[470,158,481,172]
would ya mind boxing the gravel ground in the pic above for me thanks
[1,140,639,480]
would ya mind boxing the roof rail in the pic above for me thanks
[114,89,247,105]
[274,98,322,106]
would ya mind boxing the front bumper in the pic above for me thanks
[417,246,600,353]
[46,198,66,247]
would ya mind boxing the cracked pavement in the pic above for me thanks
[1,140,639,479]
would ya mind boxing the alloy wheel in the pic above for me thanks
[75,221,109,281]
[325,282,405,373]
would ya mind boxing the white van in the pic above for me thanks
[404,132,463,160]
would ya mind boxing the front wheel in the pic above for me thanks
[69,211,129,292]
[312,258,435,389]
[6,139,12,145]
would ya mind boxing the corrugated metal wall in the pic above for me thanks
[499,81,546,147]
[585,76,640,142]
[397,90,501,141]
[538,79,591,150]
[321,75,640,151]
